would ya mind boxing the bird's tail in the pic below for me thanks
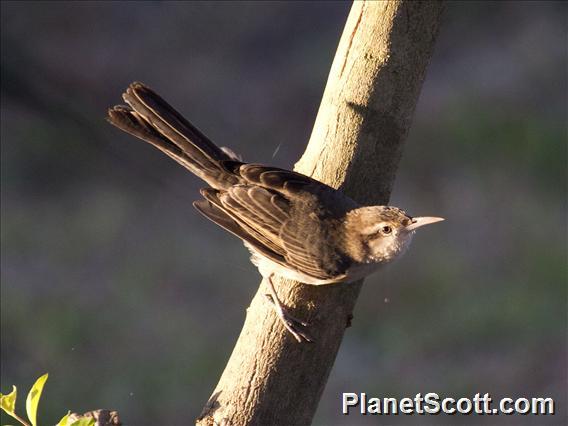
[107,82,240,189]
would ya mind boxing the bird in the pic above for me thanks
[107,82,444,343]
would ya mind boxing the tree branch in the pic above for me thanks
[197,1,445,425]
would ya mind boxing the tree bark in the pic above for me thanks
[197,1,445,425]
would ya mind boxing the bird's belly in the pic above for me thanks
[249,246,381,286]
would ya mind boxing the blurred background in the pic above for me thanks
[1,1,566,425]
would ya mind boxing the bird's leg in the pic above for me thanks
[264,274,314,343]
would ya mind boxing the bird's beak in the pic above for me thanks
[405,216,445,232]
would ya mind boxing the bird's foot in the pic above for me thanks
[264,294,314,343]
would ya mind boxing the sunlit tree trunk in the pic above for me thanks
[197,2,446,425]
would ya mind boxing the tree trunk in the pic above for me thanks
[196,1,445,425]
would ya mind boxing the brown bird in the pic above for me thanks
[107,82,443,342]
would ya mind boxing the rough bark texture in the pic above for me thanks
[68,410,121,425]
[197,1,445,425]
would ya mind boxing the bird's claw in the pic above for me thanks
[283,316,314,343]
[264,293,314,343]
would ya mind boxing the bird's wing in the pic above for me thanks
[195,164,352,281]
[193,197,287,266]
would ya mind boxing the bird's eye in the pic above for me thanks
[381,225,392,235]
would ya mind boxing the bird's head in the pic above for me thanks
[346,206,444,264]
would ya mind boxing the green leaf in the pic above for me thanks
[0,385,17,417]
[25,373,48,426]
[56,411,71,426]
[69,418,95,426]
[55,412,95,426]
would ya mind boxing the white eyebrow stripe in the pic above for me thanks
[361,223,385,235]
